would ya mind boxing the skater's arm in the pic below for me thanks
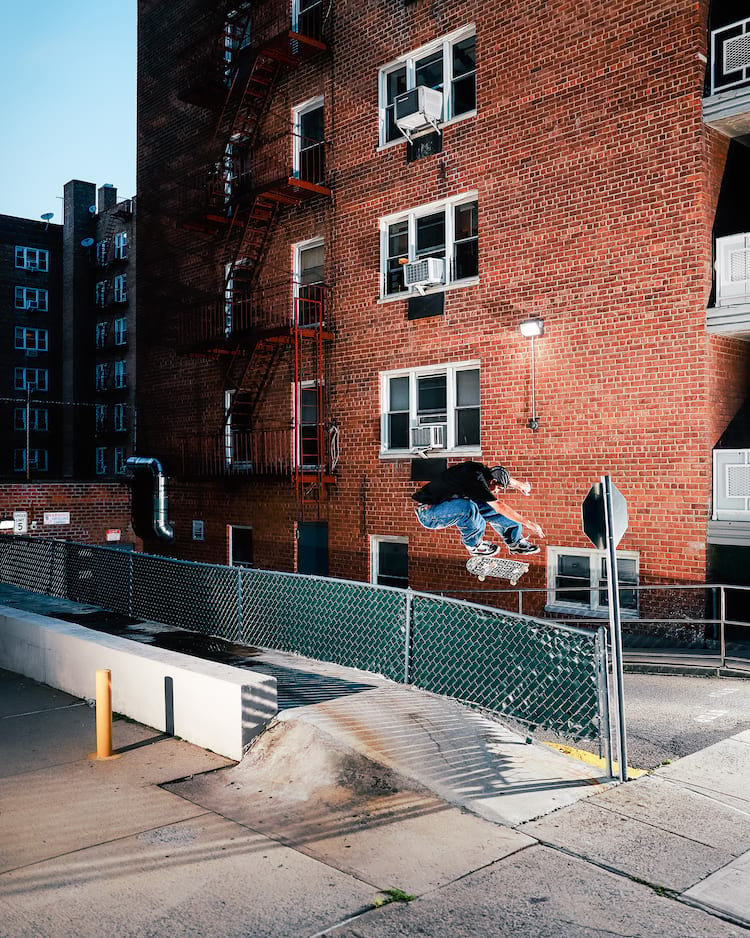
[489,500,546,540]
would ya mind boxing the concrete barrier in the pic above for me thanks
[0,604,277,761]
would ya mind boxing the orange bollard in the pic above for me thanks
[88,669,120,760]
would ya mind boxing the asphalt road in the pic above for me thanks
[619,671,750,769]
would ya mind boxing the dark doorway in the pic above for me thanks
[298,521,328,575]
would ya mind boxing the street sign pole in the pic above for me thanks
[603,475,628,782]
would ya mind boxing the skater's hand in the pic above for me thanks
[518,480,532,496]
[527,522,545,539]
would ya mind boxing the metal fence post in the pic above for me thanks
[720,584,726,668]
[403,588,413,684]
[237,568,244,644]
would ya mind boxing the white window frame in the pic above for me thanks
[14,367,48,392]
[378,25,476,148]
[14,286,48,311]
[379,359,481,457]
[114,317,127,345]
[228,524,254,568]
[114,360,127,389]
[293,236,325,325]
[114,231,128,260]
[14,449,48,473]
[292,96,324,179]
[370,535,409,588]
[545,546,640,619]
[14,326,48,352]
[95,447,108,475]
[114,447,126,474]
[113,274,128,304]
[14,407,48,432]
[95,322,108,348]
[379,192,478,299]
[95,364,107,391]
[15,246,49,271]
[294,380,324,470]
[95,281,108,307]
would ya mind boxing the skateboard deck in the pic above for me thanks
[466,555,529,585]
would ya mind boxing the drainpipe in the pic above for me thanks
[125,456,175,542]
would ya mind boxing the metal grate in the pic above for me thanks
[727,464,750,499]
[725,32,750,73]
[729,249,750,283]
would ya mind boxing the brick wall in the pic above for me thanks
[0,482,137,547]
[135,0,750,589]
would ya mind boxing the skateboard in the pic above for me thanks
[466,555,529,585]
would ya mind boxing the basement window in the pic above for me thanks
[546,547,639,618]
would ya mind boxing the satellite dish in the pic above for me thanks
[81,237,95,248]
[40,212,54,221]
[88,205,97,214]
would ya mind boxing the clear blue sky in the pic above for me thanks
[0,0,136,223]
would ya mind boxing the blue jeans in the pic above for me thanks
[415,497,522,549]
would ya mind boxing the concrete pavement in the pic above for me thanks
[1,592,750,935]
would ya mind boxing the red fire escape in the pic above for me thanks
[175,1,334,513]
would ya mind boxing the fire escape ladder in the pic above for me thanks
[223,196,279,296]
[293,295,332,513]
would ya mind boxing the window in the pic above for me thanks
[96,322,108,348]
[14,286,48,311]
[292,0,322,38]
[380,361,480,454]
[113,275,127,304]
[546,547,639,617]
[114,403,127,431]
[15,246,49,271]
[95,281,108,307]
[114,317,127,345]
[229,525,254,568]
[114,360,127,388]
[14,449,48,473]
[96,240,109,266]
[95,364,107,391]
[379,27,476,145]
[95,447,107,475]
[223,389,253,468]
[371,536,409,588]
[14,326,48,352]
[297,381,323,468]
[95,404,108,433]
[114,232,128,260]
[14,407,48,431]
[114,447,126,474]
[380,194,478,297]
[293,238,325,326]
[14,368,48,391]
[293,98,325,185]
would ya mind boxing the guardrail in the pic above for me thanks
[436,583,750,674]
[0,536,612,755]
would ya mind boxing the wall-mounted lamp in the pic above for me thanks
[519,318,545,430]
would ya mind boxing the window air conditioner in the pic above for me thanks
[25,301,38,311]
[394,86,443,140]
[411,423,446,452]
[403,256,445,293]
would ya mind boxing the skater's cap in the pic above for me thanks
[489,465,510,487]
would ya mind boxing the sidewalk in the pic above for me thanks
[1,591,750,936]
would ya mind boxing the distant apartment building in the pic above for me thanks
[133,0,750,605]
[0,182,136,481]
[0,213,63,477]
[62,181,137,479]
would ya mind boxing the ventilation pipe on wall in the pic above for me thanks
[125,456,175,542]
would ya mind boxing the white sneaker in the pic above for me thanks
[467,541,500,556]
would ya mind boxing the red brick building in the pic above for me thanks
[134,0,750,613]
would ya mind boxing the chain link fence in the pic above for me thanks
[0,535,610,747]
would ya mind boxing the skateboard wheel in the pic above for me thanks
[478,575,486,582]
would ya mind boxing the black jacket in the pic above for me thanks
[412,462,496,506]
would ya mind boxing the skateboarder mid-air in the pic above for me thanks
[412,461,545,557]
